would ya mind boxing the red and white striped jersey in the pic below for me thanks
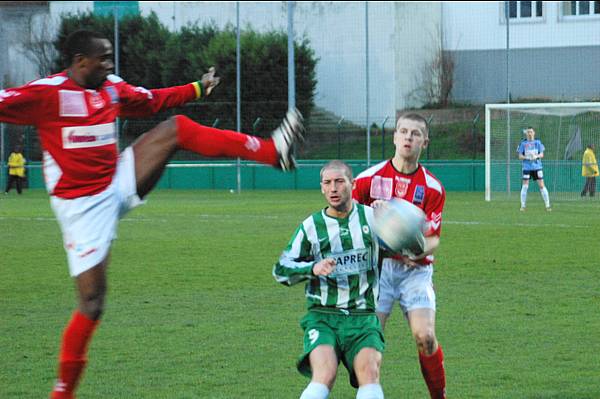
[352,160,446,265]
[0,71,197,199]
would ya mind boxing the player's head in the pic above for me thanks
[64,30,114,89]
[393,113,429,161]
[525,127,536,140]
[588,143,595,150]
[320,160,354,213]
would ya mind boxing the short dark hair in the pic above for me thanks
[397,113,429,137]
[63,30,107,64]
[320,160,353,182]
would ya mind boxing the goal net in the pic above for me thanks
[485,103,600,202]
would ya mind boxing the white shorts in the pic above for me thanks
[376,258,436,315]
[50,147,144,277]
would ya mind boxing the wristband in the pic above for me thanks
[192,81,203,99]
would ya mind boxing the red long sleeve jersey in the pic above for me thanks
[352,160,446,265]
[0,72,197,199]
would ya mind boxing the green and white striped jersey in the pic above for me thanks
[273,203,380,311]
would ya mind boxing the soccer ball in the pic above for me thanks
[372,198,426,257]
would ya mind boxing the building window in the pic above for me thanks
[504,1,544,20]
[561,1,600,16]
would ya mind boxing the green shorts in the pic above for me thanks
[297,308,385,388]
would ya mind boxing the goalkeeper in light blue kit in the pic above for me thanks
[273,160,385,399]
[517,127,551,211]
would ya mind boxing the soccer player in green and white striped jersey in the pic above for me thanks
[273,160,385,399]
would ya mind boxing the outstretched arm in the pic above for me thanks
[118,67,221,117]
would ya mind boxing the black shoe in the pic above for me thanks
[271,107,305,171]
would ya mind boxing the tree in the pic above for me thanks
[407,24,455,109]
[52,13,318,137]
[19,13,58,78]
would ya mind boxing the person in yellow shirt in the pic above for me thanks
[5,145,26,195]
[581,144,599,198]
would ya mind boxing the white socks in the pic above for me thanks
[540,187,550,208]
[300,382,330,399]
[356,383,384,399]
[521,185,550,209]
[299,381,383,399]
[520,185,528,208]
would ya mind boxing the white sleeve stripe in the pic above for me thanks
[303,217,321,259]
[278,255,314,270]
[107,74,124,83]
[30,76,68,86]
[422,167,443,194]
[355,160,388,179]
[289,229,305,258]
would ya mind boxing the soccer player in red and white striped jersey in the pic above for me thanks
[0,30,303,398]
[352,113,446,399]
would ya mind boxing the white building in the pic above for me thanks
[1,1,598,124]
[444,1,600,103]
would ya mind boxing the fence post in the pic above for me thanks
[426,115,433,160]
[337,117,345,159]
[472,111,480,160]
[114,6,121,150]
[381,116,389,160]
[471,111,481,191]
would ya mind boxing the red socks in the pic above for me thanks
[175,115,278,165]
[419,345,447,399]
[50,311,99,399]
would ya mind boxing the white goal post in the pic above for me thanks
[485,102,600,202]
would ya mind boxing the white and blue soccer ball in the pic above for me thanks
[372,198,426,257]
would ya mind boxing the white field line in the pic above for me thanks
[0,215,588,229]
[0,214,281,223]
[444,220,588,229]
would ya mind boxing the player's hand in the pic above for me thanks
[392,253,422,268]
[201,67,220,97]
[371,200,388,209]
[313,259,336,276]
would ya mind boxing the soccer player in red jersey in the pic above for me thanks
[352,113,446,398]
[0,30,303,398]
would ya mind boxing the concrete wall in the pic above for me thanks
[451,45,600,103]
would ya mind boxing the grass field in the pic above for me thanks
[1,189,599,398]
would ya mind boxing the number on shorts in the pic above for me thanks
[308,329,319,345]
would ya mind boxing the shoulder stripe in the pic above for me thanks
[30,76,68,86]
[107,74,124,83]
[421,166,443,194]
[355,160,389,179]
